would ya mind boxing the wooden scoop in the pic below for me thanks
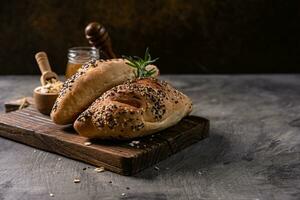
[34,51,60,115]
[85,22,117,59]
[35,52,59,85]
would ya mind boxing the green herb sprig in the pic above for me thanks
[122,48,159,78]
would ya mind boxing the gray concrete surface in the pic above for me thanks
[0,75,299,200]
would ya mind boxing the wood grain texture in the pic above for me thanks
[0,75,300,200]
[0,100,209,175]
[4,97,34,112]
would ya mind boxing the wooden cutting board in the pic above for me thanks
[0,97,209,175]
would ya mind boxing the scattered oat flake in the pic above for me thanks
[84,142,92,146]
[73,178,81,183]
[129,140,140,147]
[49,193,54,197]
[94,167,105,173]
[129,143,135,147]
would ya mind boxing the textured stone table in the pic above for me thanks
[0,75,299,200]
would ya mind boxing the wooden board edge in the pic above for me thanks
[129,116,210,175]
[0,122,133,175]
[1,97,211,176]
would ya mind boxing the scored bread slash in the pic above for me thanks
[84,141,92,146]
[94,167,105,173]
[73,178,81,183]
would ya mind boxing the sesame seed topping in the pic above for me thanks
[78,77,191,136]
[52,59,97,112]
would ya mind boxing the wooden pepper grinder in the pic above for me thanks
[85,22,117,59]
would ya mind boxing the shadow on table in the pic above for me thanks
[133,130,230,179]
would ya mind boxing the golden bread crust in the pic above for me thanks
[51,59,158,125]
[74,78,192,140]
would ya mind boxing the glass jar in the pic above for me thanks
[65,47,99,78]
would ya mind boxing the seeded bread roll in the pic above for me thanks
[74,78,192,140]
[51,59,159,125]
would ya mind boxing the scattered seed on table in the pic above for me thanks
[49,193,54,197]
[73,178,81,183]
[94,167,105,173]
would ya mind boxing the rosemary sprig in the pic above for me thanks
[122,48,159,78]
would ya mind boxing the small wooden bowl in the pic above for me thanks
[33,87,58,115]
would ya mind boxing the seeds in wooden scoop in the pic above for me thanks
[129,140,140,147]
[84,141,92,146]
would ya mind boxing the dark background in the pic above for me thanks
[0,0,299,75]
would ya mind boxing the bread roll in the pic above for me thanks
[51,59,158,125]
[74,78,192,140]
